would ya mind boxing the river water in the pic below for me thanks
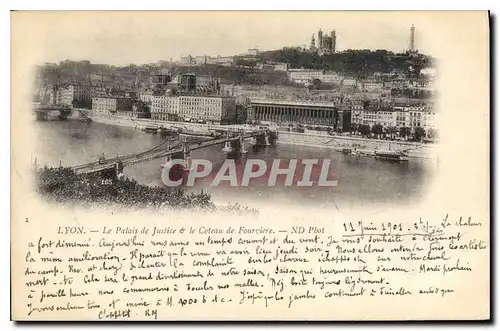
[33,120,436,210]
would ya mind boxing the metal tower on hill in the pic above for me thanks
[409,24,416,53]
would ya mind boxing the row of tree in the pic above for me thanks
[350,123,438,142]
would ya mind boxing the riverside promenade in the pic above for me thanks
[276,131,437,159]
[74,109,437,160]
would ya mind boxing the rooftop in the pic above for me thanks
[251,99,337,107]
[92,95,132,100]
[151,93,235,99]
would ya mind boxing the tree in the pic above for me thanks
[310,78,322,90]
[427,128,438,140]
[386,126,398,140]
[413,127,426,141]
[349,123,358,134]
[371,124,384,138]
[399,126,411,140]
[358,124,371,137]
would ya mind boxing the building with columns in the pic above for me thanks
[249,99,351,131]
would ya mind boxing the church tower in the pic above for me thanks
[330,30,337,53]
[318,29,323,49]
[310,34,316,51]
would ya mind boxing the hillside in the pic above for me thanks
[173,65,290,85]
[257,48,434,78]
[35,60,160,88]
[36,61,293,87]
[34,49,434,88]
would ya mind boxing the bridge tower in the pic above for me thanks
[58,109,72,121]
[264,133,270,146]
[161,142,193,187]
[115,160,124,179]
[182,143,192,171]
[222,141,233,153]
[268,128,279,144]
[35,112,49,121]
[222,132,233,153]
[254,131,271,146]
[239,134,248,154]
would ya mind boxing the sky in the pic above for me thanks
[12,11,445,66]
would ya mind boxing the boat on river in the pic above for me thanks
[374,142,410,162]
[374,142,426,162]
[159,127,179,136]
[144,125,160,134]
[374,149,409,162]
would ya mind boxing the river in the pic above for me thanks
[33,120,436,210]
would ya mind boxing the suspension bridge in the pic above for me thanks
[70,129,275,175]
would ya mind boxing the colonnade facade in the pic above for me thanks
[250,102,347,128]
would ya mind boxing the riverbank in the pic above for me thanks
[276,131,437,159]
[74,109,437,159]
